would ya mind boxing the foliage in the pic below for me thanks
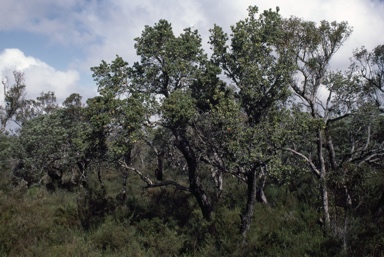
[0,71,26,133]
[0,5,383,257]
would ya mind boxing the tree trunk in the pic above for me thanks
[317,128,331,230]
[97,166,104,186]
[120,169,128,202]
[240,166,258,239]
[341,205,351,254]
[325,127,337,171]
[373,190,384,221]
[121,149,133,199]
[173,129,212,221]
[77,161,88,188]
[256,165,268,204]
[155,152,164,181]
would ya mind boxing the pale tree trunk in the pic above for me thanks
[317,128,331,230]
[326,126,353,250]
[121,149,132,200]
[121,169,128,201]
[325,127,337,171]
[256,165,268,204]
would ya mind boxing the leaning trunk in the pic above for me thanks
[173,129,212,221]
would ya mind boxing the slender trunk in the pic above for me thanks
[342,206,350,254]
[120,169,128,201]
[325,127,337,171]
[0,121,5,134]
[374,190,384,219]
[173,129,212,221]
[77,161,88,188]
[256,165,268,204]
[155,152,164,181]
[317,128,331,230]
[121,149,132,199]
[240,166,258,239]
[0,82,8,133]
[97,166,104,186]
[320,177,330,230]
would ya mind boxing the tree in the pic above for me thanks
[15,91,58,127]
[281,16,353,233]
[350,44,384,111]
[279,17,384,253]
[90,56,150,197]
[129,21,210,219]
[15,93,92,188]
[91,21,216,220]
[209,6,295,238]
[0,71,26,133]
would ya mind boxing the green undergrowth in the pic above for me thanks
[0,170,382,256]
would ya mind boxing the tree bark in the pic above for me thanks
[317,128,331,230]
[77,161,88,188]
[120,148,132,200]
[256,165,268,204]
[155,152,164,181]
[240,166,258,239]
[173,129,213,221]
[325,127,337,171]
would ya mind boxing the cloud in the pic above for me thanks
[0,48,82,104]
[80,0,384,71]
[1,0,383,91]
[0,0,101,46]
[80,0,209,69]
[272,0,384,69]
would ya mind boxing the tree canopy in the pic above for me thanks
[0,6,383,257]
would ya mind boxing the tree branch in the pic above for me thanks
[284,147,321,178]
[326,113,351,124]
[119,160,190,192]
[145,181,190,191]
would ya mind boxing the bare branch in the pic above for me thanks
[145,181,190,191]
[119,160,190,192]
[363,125,371,151]
[284,147,321,178]
[326,113,351,124]
[119,160,154,185]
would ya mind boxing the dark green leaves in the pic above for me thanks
[91,56,130,97]
[209,6,294,124]
[131,20,205,97]
[161,90,196,128]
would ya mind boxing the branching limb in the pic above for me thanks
[284,147,321,178]
[145,181,190,191]
[119,160,190,192]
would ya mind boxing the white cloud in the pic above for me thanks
[1,0,383,94]
[273,0,384,70]
[79,0,384,71]
[0,49,81,104]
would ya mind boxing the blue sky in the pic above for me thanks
[1,0,384,104]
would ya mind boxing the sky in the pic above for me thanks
[0,0,384,106]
